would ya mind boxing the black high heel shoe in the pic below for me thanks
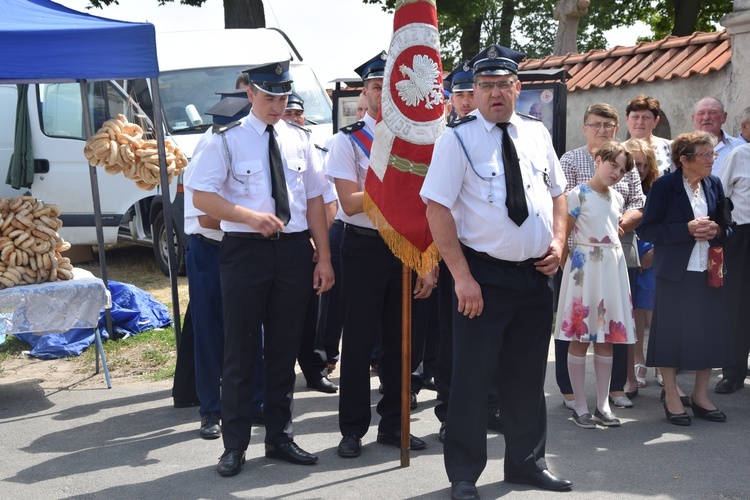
[663,402,691,426]
[660,388,690,407]
[690,401,727,422]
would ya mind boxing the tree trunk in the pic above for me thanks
[672,0,701,37]
[498,0,515,48]
[223,0,265,29]
[460,16,483,62]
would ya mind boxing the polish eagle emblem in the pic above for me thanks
[395,54,443,109]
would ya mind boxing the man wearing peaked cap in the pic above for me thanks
[186,59,334,477]
[243,60,294,95]
[421,44,572,497]
[444,61,477,121]
[176,83,254,442]
[283,92,305,126]
[325,50,433,459]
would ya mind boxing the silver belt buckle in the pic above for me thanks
[268,230,280,240]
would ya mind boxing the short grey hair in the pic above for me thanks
[741,106,750,124]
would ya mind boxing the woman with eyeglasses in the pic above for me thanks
[625,95,673,174]
[556,103,646,411]
[637,131,733,426]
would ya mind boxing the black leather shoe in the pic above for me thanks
[663,402,691,426]
[423,377,437,391]
[438,422,446,443]
[217,449,245,477]
[307,376,338,394]
[715,378,744,394]
[690,401,727,422]
[410,391,418,410]
[337,435,362,458]
[451,480,479,500]
[265,441,318,465]
[487,411,503,433]
[660,388,690,406]
[376,430,427,450]
[505,470,572,491]
[199,413,221,440]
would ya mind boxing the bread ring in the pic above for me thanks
[14,232,30,246]
[8,251,17,267]
[108,140,119,165]
[4,267,21,283]
[9,197,23,210]
[20,237,35,250]
[57,267,73,280]
[57,240,71,252]
[1,245,14,262]
[1,213,13,231]
[0,275,14,288]
[32,206,51,218]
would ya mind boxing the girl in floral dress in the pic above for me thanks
[554,141,637,429]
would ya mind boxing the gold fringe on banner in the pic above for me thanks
[363,191,441,276]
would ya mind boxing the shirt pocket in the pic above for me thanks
[284,157,307,194]
[474,161,504,203]
[233,160,264,195]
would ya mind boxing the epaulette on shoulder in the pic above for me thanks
[340,120,366,134]
[447,115,477,128]
[286,120,312,134]
[216,120,242,134]
[517,112,542,122]
[315,144,329,153]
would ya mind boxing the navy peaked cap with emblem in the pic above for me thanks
[286,92,305,111]
[354,51,388,81]
[470,44,526,76]
[243,60,293,96]
[206,96,251,126]
[215,88,249,99]
[445,61,474,92]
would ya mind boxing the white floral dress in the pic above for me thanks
[554,184,636,344]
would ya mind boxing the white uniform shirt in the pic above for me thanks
[183,129,224,241]
[420,110,565,262]
[712,131,741,176]
[324,112,377,229]
[719,143,750,225]
[185,111,328,234]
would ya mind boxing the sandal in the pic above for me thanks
[656,368,664,387]
[635,363,648,388]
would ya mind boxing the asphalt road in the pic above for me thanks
[1,349,748,500]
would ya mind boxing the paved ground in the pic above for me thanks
[1,347,749,500]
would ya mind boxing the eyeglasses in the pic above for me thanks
[685,152,719,160]
[476,81,515,91]
[585,122,617,131]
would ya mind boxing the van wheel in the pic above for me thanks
[153,211,185,277]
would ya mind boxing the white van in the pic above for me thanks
[0,28,332,274]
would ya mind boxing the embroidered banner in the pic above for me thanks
[364,0,444,276]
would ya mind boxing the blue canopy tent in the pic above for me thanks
[0,0,182,385]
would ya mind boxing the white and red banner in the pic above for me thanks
[364,0,444,276]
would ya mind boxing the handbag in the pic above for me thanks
[715,197,735,228]
[620,231,640,269]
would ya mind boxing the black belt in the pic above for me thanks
[225,230,309,241]
[332,219,344,227]
[193,233,221,247]
[461,243,539,268]
[344,223,379,237]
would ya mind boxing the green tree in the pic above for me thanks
[364,0,732,62]
[86,0,266,29]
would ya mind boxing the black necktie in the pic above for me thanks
[497,122,528,226]
[266,124,290,225]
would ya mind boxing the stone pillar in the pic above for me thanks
[721,0,750,133]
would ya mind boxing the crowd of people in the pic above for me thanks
[170,41,750,500]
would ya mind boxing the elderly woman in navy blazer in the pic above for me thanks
[637,130,733,426]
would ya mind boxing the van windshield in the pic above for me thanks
[158,65,332,134]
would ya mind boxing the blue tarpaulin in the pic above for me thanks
[15,281,172,360]
[0,0,159,83]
